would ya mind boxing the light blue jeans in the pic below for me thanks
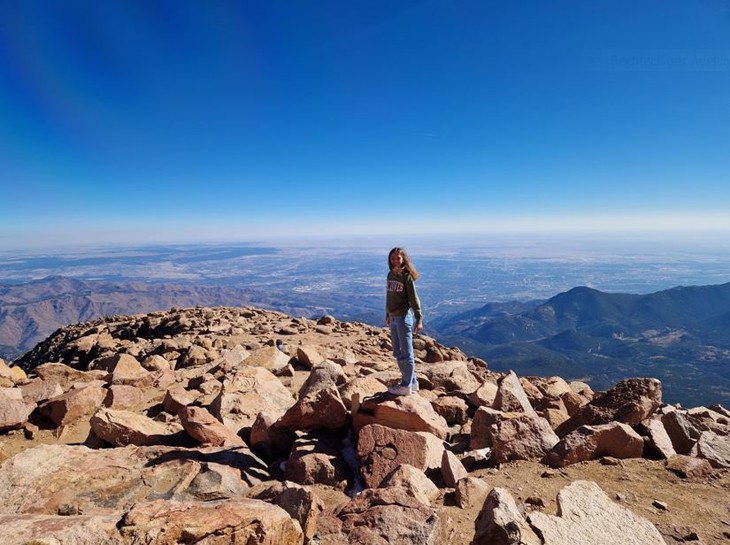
[390,313,417,389]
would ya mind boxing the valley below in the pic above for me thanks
[2,240,730,407]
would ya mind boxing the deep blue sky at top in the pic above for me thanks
[1,1,729,248]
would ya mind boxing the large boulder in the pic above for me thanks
[419,361,481,394]
[556,378,662,437]
[636,418,677,459]
[33,362,108,390]
[471,408,560,463]
[441,449,468,488]
[250,409,292,459]
[530,376,574,399]
[103,384,145,410]
[661,410,708,455]
[493,371,537,416]
[295,345,325,368]
[162,386,199,415]
[176,344,215,369]
[248,480,324,543]
[317,487,449,545]
[276,363,349,431]
[241,346,291,373]
[380,463,440,507]
[357,423,445,489]
[492,371,535,414]
[339,376,388,411]
[286,432,352,491]
[473,487,541,545]
[454,477,491,510]
[467,380,499,408]
[209,366,296,435]
[0,388,35,432]
[0,360,25,387]
[543,422,644,467]
[39,381,107,427]
[90,408,186,447]
[90,353,149,384]
[665,455,714,479]
[431,395,469,425]
[692,431,730,468]
[19,379,64,404]
[178,406,245,447]
[354,392,449,440]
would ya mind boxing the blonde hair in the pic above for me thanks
[388,247,420,280]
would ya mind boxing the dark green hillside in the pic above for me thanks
[627,284,730,330]
[544,287,638,330]
[698,311,730,347]
[433,282,730,406]
[428,300,538,336]
[536,329,601,352]
[474,314,554,344]
[462,283,730,346]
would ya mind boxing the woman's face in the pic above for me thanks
[390,251,404,269]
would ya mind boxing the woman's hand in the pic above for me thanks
[415,321,423,334]
[385,316,391,327]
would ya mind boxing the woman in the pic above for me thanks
[385,247,423,395]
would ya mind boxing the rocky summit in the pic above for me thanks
[0,306,729,545]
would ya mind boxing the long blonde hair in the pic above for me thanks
[388,247,420,280]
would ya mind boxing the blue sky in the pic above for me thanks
[1,1,730,248]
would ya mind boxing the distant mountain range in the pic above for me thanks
[0,276,295,361]
[2,275,729,407]
[432,283,730,407]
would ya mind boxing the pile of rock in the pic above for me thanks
[0,305,727,544]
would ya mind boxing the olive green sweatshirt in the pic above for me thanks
[386,270,422,323]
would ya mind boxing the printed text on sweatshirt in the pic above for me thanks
[386,271,422,323]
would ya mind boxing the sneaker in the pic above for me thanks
[388,384,413,396]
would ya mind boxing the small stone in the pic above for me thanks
[652,500,669,511]
[655,523,700,542]
[58,503,82,516]
[601,456,623,466]
[23,422,40,440]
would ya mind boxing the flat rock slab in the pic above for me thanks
[0,512,123,545]
[119,498,303,545]
[0,443,267,515]
[528,480,665,545]
[694,431,730,468]
[355,392,449,439]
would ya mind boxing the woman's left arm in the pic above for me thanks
[406,276,423,333]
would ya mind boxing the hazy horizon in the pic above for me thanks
[2,234,729,309]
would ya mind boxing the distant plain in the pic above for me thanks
[2,233,730,406]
